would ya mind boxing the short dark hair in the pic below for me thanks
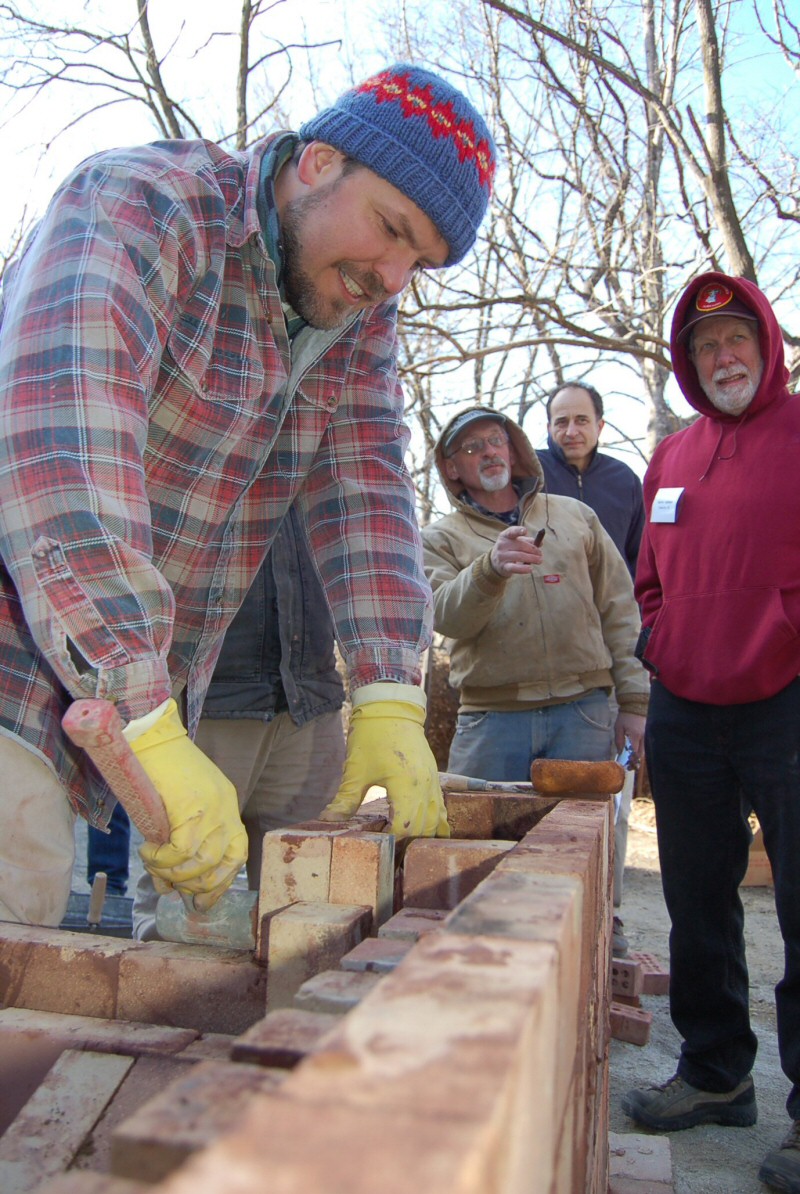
[547,381,604,422]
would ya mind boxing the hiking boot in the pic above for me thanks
[621,1073,757,1131]
[612,915,629,958]
[759,1119,800,1192]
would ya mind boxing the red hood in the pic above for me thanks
[671,271,790,420]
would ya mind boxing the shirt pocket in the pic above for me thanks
[198,346,267,412]
[166,309,270,413]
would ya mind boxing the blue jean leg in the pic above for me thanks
[647,678,800,1114]
[447,690,614,782]
[87,800,131,895]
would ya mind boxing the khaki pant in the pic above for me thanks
[133,709,345,940]
[0,735,75,926]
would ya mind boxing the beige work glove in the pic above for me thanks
[124,698,248,911]
[320,682,450,838]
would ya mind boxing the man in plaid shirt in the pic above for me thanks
[0,64,496,926]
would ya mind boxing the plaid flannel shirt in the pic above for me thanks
[0,133,432,824]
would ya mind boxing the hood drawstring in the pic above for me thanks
[698,411,749,482]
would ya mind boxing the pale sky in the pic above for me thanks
[1,0,797,455]
[0,0,374,249]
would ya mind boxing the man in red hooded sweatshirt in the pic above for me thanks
[621,273,800,1193]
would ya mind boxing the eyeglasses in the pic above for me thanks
[449,432,509,456]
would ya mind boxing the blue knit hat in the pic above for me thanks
[298,64,496,265]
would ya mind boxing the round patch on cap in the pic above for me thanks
[695,283,735,314]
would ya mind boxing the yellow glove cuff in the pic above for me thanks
[351,681,426,711]
[125,698,186,754]
[122,697,173,743]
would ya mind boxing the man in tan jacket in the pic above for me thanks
[423,408,648,879]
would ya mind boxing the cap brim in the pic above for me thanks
[443,411,507,454]
[677,306,758,344]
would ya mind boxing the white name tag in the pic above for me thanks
[651,487,684,524]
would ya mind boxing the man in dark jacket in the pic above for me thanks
[537,380,646,955]
[621,273,800,1194]
[195,505,345,888]
[537,381,644,579]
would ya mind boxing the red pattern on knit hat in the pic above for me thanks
[358,70,496,191]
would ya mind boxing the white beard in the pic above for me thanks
[702,364,763,415]
[479,462,511,492]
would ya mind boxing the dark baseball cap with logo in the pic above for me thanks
[441,408,508,457]
[677,281,759,344]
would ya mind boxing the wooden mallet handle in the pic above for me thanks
[62,699,171,845]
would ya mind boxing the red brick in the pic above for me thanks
[402,838,514,909]
[261,901,370,1010]
[117,941,267,1034]
[377,907,447,940]
[509,800,612,990]
[0,1006,198,1139]
[230,1009,339,1068]
[111,1059,285,1183]
[627,951,670,996]
[0,923,128,1019]
[491,792,557,839]
[294,931,562,1175]
[0,1048,133,1190]
[0,1006,199,1057]
[742,826,773,887]
[611,958,644,999]
[144,921,596,1194]
[33,1175,146,1193]
[293,967,382,1013]
[514,799,608,882]
[146,1094,495,1194]
[610,1001,652,1046]
[448,885,582,1131]
[258,828,334,923]
[441,791,495,839]
[0,1027,68,1137]
[613,993,642,1008]
[296,808,389,834]
[741,851,773,887]
[174,1033,236,1063]
[340,936,413,973]
[62,1054,195,1176]
[445,866,584,1102]
[442,790,557,840]
[328,831,395,927]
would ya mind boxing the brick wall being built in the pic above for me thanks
[1,787,618,1194]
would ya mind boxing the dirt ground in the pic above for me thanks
[610,797,788,1193]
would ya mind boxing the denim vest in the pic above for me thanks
[202,506,344,725]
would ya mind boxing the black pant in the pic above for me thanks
[646,678,800,1118]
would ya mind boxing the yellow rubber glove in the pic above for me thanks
[125,699,248,911]
[320,682,449,838]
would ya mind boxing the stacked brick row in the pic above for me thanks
[0,789,613,1194]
